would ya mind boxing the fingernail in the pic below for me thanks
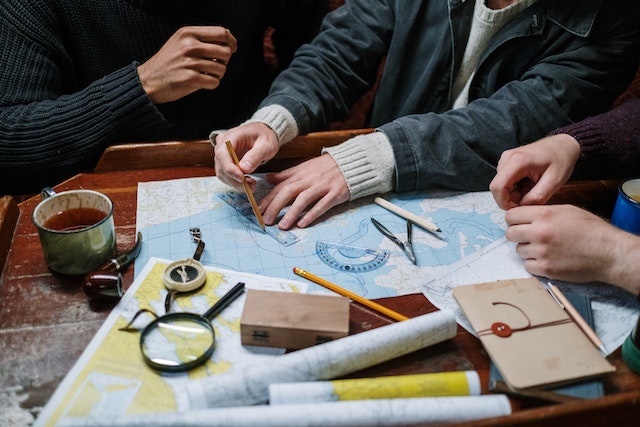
[262,213,272,224]
[278,217,290,229]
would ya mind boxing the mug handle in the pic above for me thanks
[40,187,56,200]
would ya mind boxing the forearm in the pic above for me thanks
[257,0,392,134]
[552,98,640,180]
[0,64,168,194]
[323,131,395,200]
[0,64,167,163]
[600,228,640,297]
[249,105,396,200]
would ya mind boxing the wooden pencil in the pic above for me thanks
[374,197,441,232]
[293,267,409,322]
[225,140,266,231]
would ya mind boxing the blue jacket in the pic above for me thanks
[261,0,640,191]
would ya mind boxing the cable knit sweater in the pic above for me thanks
[553,98,640,181]
[0,0,327,195]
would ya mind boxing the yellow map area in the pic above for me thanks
[44,262,238,426]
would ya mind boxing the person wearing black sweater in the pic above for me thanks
[490,98,640,296]
[0,0,328,195]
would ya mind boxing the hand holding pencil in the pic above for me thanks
[225,140,266,231]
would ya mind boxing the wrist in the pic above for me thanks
[601,227,640,296]
[244,105,298,146]
[553,133,581,169]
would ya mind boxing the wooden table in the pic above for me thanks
[1,134,639,426]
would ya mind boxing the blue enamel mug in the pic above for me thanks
[610,178,640,235]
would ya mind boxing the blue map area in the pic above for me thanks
[135,178,506,299]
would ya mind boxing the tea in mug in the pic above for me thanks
[43,207,107,232]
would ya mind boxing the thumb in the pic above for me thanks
[238,139,278,173]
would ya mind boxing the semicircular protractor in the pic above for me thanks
[316,240,389,272]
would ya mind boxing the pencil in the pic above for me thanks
[374,197,441,232]
[293,267,409,322]
[546,282,607,354]
[225,140,266,232]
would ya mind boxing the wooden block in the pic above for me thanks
[240,289,350,349]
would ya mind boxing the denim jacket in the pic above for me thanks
[261,0,640,192]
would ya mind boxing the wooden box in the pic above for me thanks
[240,289,350,349]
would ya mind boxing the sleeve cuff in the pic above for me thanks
[243,105,299,146]
[322,131,396,200]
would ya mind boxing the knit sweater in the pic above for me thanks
[553,98,640,181]
[0,0,327,195]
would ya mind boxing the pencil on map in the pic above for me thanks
[293,267,409,322]
[546,282,607,354]
[374,197,441,232]
[225,140,266,232]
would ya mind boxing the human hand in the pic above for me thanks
[505,204,630,285]
[137,26,237,104]
[259,154,350,230]
[489,134,580,210]
[213,122,280,190]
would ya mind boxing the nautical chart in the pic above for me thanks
[134,176,507,299]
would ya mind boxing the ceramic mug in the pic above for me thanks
[622,316,640,375]
[610,178,640,235]
[32,188,117,275]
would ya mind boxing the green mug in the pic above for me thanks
[32,188,117,275]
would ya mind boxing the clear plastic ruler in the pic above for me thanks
[218,191,300,247]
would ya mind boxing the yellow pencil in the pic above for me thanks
[293,267,409,322]
[225,140,266,231]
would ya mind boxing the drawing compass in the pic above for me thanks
[371,218,417,265]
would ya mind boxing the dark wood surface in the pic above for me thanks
[1,163,639,426]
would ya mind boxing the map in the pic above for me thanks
[133,176,639,353]
[423,237,640,354]
[134,176,507,299]
[35,258,308,426]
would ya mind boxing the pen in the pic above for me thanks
[292,267,409,322]
[546,282,607,354]
[374,197,441,233]
[225,140,266,232]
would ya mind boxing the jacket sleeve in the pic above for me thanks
[258,0,394,132]
[0,2,168,194]
[381,0,640,192]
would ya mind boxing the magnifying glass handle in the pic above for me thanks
[203,282,245,320]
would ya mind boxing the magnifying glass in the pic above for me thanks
[139,281,245,372]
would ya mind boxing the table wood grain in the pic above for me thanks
[1,165,638,426]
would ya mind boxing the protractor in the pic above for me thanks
[316,240,389,272]
[219,192,300,247]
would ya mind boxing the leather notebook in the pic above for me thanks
[453,277,615,390]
